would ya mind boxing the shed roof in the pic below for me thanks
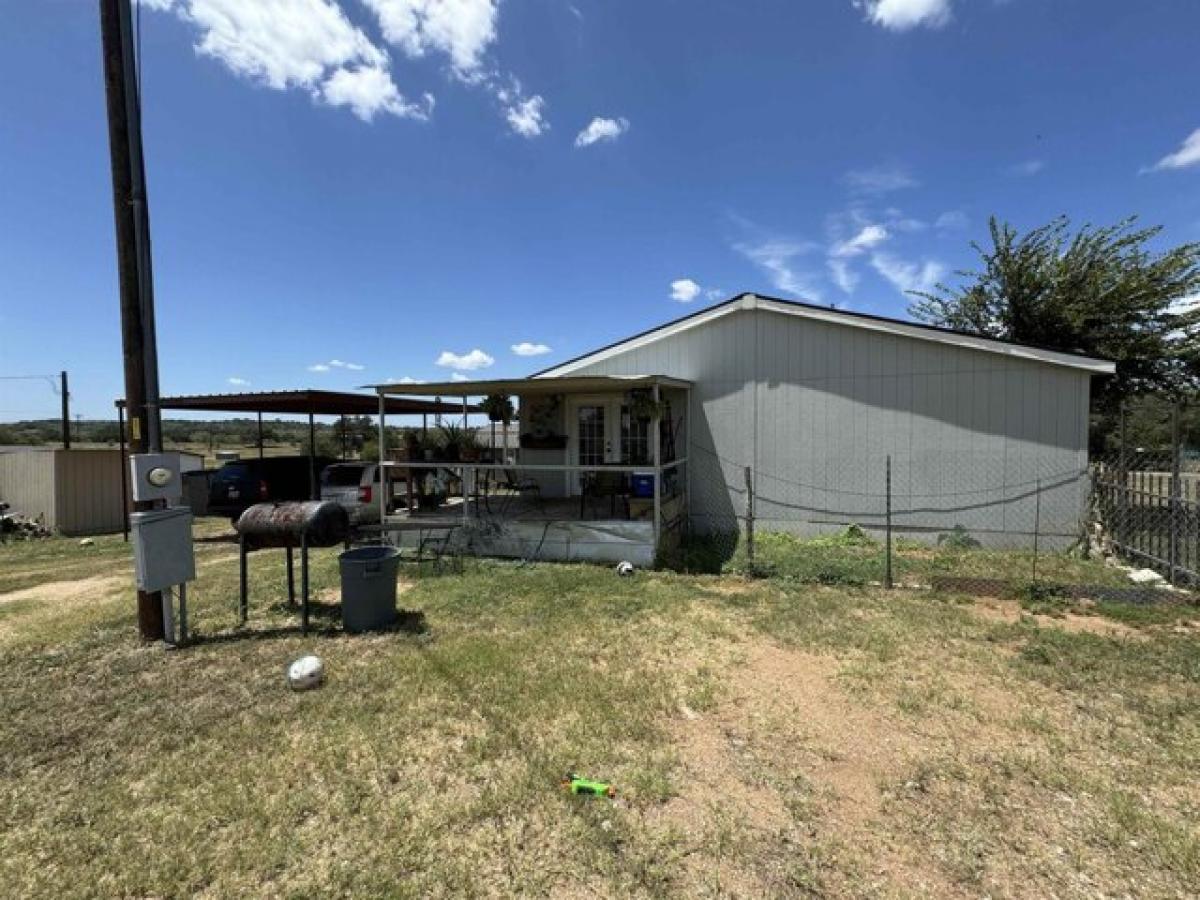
[533,293,1117,377]
[114,389,477,416]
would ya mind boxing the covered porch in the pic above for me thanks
[370,375,691,565]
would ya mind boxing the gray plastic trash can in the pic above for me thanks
[338,546,401,633]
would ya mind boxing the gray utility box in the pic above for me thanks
[129,452,185,504]
[130,506,196,592]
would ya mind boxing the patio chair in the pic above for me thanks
[580,470,629,520]
[484,469,541,515]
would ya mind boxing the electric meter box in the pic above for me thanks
[130,506,195,592]
[129,452,184,503]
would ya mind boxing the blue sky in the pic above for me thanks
[2,0,1199,422]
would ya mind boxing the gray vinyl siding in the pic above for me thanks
[564,308,1092,547]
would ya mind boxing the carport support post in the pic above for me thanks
[377,392,387,527]
[652,383,662,553]
[256,412,264,460]
[308,412,317,500]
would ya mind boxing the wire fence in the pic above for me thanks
[674,414,1196,601]
[1090,402,1198,588]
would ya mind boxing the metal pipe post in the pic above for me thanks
[885,455,893,589]
[744,466,755,561]
[1032,479,1042,585]
[308,412,317,500]
[257,411,264,460]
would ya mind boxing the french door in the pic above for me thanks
[567,396,651,494]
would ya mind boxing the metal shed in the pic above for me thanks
[0,448,130,536]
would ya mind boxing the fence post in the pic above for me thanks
[1118,402,1128,550]
[885,455,893,589]
[744,466,755,561]
[1031,478,1042,586]
[1170,403,1181,586]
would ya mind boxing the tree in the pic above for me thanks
[909,216,1200,409]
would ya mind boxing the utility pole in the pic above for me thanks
[100,0,164,641]
[60,370,70,449]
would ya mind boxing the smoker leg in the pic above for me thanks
[286,546,295,606]
[301,535,310,636]
[239,534,248,626]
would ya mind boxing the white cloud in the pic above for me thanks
[328,359,365,370]
[362,0,499,76]
[574,116,630,148]
[870,252,947,295]
[935,210,968,231]
[322,65,431,121]
[1148,128,1200,172]
[830,224,889,258]
[1007,159,1045,177]
[227,376,251,386]
[450,372,469,382]
[308,363,332,372]
[735,239,822,300]
[670,279,702,303]
[144,0,423,122]
[827,259,859,294]
[504,95,548,138]
[826,224,889,295]
[437,348,495,370]
[390,376,424,384]
[511,342,552,356]
[844,164,918,194]
[853,0,953,31]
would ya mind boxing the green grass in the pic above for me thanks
[1,526,1198,897]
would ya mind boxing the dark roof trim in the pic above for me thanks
[532,292,1115,377]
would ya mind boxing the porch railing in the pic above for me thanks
[377,459,688,547]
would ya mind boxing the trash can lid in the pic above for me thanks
[339,545,401,562]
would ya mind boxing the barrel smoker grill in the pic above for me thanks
[235,501,350,634]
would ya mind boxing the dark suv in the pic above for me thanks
[208,456,337,520]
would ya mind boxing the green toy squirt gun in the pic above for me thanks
[562,772,616,798]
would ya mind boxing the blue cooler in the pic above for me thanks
[631,472,655,498]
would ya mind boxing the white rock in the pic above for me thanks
[287,655,325,691]
[1127,568,1165,585]
[79,538,94,547]
[616,561,635,577]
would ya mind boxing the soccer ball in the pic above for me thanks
[616,561,635,577]
[287,654,325,691]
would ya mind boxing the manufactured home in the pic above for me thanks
[374,293,1114,563]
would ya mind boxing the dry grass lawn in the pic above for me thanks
[1,525,1198,898]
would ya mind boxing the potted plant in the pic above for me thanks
[627,389,664,423]
[438,423,465,462]
[460,428,484,462]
